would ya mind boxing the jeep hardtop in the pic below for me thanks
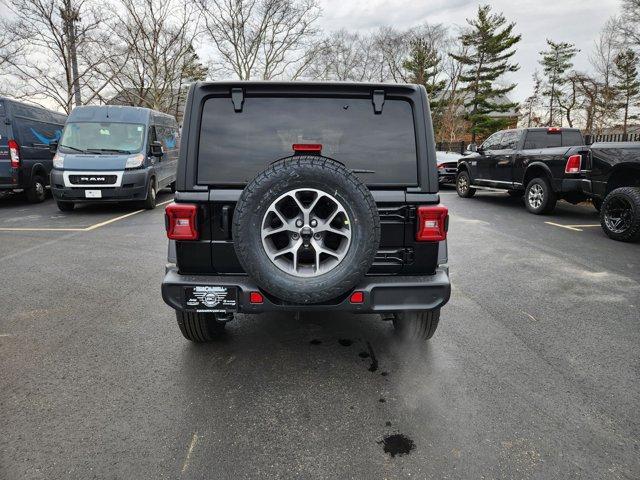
[161,81,451,342]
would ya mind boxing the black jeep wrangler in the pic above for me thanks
[161,82,451,342]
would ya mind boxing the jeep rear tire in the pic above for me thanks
[233,155,380,304]
[393,310,440,340]
[600,187,640,242]
[176,311,226,342]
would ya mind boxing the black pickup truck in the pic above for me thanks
[456,127,590,214]
[456,127,640,242]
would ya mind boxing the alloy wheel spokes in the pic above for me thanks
[261,188,352,277]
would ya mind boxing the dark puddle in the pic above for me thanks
[379,398,386,403]
[366,341,378,372]
[309,339,322,345]
[338,338,353,347]
[379,434,415,457]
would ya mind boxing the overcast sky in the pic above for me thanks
[317,0,622,101]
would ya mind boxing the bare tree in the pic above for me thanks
[1,0,119,112]
[105,0,207,117]
[197,0,321,80]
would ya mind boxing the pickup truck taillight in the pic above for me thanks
[565,154,582,174]
[165,203,199,240]
[416,205,448,242]
[8,139,20,168]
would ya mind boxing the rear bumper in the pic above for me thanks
[161,266,451,314]
[50,169,150,202]
[560,177,592,194]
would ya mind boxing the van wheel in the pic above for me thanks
[600,187,640,242]
[176,311,226,342]
[26,175,47,203]
[142,178,156,209]
[57,201,74,212]
[392,310,440,340]
[525,177,557,214]
[456,171,476,198]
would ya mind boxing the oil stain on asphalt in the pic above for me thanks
[338,338,353,346]
[379,434,415,458]
[366,341,378,372]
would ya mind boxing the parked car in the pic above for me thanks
[50,105,179,211]
[161,81,451,343]
[0,97,67,202]
[456,127,589,214]
[565,142,640,242]
[436,151,461,185]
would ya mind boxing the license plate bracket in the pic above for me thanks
[184,286,238,313]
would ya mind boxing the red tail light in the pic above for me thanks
[249,291,264,304]
[416,205,448,242]
[565,154,582,174]
[165,203,198,240]
[8,139,20,168]
[292,143,322,153]
[547,127,561,133]
[349,291,364,304]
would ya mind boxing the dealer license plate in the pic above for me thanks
[184,286,238,312]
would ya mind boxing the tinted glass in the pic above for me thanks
[59,122,145,154]
[14,118,62,147]
[500,131,520,149]
[197,97,417,185]
[562,131,583,146]
[523,131,561,149]
[482,132,503,150]
[156,125,179,152]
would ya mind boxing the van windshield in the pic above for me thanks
[59,122,145,154]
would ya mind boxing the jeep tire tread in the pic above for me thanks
[393,310,440,340]
[176,311,226,342]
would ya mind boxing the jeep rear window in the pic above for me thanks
[197,97,418,186]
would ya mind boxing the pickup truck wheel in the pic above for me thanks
[456,171,476,198]
[600,187,640,242]
[176,311,225,342]
[525,177,557,214]
[142,178,156,210]
[233,155,380,304]
[393,310,440,340]
[56,201,75,212]
[26,175,47,203]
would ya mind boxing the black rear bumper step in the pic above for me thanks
[161,267,451,314]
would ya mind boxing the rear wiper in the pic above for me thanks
[59,144,86,153]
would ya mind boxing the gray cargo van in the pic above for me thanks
[50,105,179,211]
[0,97,67,202]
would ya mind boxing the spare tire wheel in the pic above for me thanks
[232,155,380,304]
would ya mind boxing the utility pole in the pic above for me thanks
[61,0,82,107]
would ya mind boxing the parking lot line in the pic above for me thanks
[545,222,600,232]
[0,198,174,233]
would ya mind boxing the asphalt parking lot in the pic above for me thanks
[1,189,638,479]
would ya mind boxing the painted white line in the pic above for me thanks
[181,433,199,474]
[563,224,600,228]
[0,227,85,232]
[0,333,15,337]
[545,222,583,232]
[0,197,175,233]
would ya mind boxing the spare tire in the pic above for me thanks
[232,155,380,304]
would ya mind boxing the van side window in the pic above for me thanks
[15,118,63,146]
[156,125,179,151]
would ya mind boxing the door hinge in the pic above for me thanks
[231,88,244,112]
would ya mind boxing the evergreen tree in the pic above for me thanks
[450,5,521,143]
[521,72,543,127]
[613,48,640,136]
[403,37,446,100]
[538,40,579,126]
